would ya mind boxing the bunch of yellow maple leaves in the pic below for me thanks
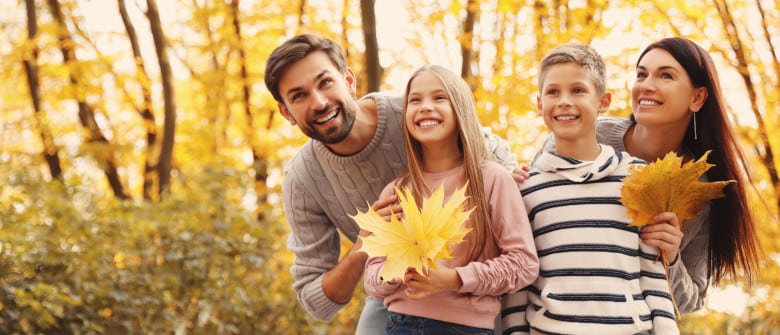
[351,184,473,283]
[621,150,733,317]
[621,150,734,227]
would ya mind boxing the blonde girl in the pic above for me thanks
[364,65,538,334]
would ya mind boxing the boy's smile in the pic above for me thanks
[538,62,611,160]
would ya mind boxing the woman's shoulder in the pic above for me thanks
[596,116,633,150]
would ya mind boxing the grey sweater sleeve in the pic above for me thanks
[667,210,711,314]
[481,126,519,170]
[282,161,347,321]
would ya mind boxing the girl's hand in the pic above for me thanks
[640,212,684,264]
[371,193,402,221]
[403,267,462,299]
[512,165,532,184]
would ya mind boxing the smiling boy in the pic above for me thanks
[500,43,679,335]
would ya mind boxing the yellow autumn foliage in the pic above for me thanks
[351,183,473,282]
[620,150,734,227]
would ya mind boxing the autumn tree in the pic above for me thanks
[47,0,129,199]
[118,0,158,200]
[23,0,63,181]
[0,0,777,333]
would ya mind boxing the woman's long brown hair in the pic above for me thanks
[637,37,761,284]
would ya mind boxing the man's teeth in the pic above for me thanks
[315,110,338,124]
[418,120,440,127]
[640,100,660,106]
[555,116,577,121]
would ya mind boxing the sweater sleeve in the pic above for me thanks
[456,163,539,296]
[283,165,347,321]
[639,241,680,335]
[501,287,532,334]
[364,256,402,298]
[481,126,519,171]
[668,209,711,314]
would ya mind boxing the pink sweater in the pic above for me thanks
[364,161,539,329]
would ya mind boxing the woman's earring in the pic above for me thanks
[692,109,699,141]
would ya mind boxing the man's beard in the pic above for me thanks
[303,100,358,144]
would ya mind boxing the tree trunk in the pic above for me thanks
[47,0,128,199]
[341,0,351,62]
[24,0,62,181]
[118,0,158,201]
[532,0,546,61]
[146,0,177,198]
[460,0,478,86]
[230,0,269,220]
[297,0,306,31]
[360,0,382,93]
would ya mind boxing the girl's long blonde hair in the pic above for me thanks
[399,65,494,262]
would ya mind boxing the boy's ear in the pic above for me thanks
[536,95,543,116]
[598,92,612,114]
[278,102,297,126]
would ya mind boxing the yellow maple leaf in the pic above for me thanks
[351,183,473,282]
[620,150,734,227]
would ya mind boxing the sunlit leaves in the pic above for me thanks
[620,151,733,227]
[352,183,472,282]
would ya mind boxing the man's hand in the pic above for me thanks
[372,193,403,221]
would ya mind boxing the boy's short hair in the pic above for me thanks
[538,42,607,95]
[264,33,347,103]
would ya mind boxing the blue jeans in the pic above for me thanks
[385,312,493,335]
[355,296,388,335]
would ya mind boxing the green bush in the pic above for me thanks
[0,165,318,334]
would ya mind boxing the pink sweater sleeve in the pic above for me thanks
[456,162,539,296]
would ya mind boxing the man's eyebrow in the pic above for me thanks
[284,69,330,98]
[314,69,330,81]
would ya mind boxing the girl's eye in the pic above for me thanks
[435,95,448,101]
[545,89,559,95]
[573,87,585,93]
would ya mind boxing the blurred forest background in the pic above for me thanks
[0,0,778,334]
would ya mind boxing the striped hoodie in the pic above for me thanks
[501,144,679,335]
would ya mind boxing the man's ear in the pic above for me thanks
[345,67,357,95]
[598,92,612,114]
[278,102,297,126]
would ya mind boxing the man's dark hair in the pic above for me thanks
[264,33,347,103]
